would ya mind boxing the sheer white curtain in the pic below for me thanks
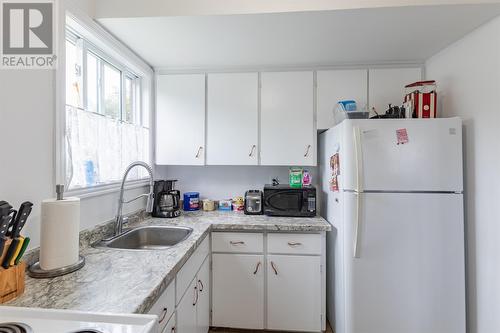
[65,105,150,189]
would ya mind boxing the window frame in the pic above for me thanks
[60,13,154,198]
[65,28,145,128]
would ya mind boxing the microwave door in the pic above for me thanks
[267,191,303,211]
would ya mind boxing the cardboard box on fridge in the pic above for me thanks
[404,80,437,118]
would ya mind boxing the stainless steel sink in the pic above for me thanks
[94,226,193,250]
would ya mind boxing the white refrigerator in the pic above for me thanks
[319,118,465,333]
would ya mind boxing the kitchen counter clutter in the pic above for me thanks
[6,211,330,317]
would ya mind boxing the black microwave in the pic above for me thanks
[263,185,316,217]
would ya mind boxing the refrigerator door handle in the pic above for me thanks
[353,126,363,193]
[353,126,363,258]
[354,192,362,258]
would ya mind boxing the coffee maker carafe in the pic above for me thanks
[152,180,181,218]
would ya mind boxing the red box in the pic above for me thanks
[404,80,437,118]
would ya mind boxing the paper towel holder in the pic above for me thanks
[28,256,85,279]
[28,184,85,279]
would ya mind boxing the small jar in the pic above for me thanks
[202,199,215,211]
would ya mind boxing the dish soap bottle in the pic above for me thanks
[302,169,312,186]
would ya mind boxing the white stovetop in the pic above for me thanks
[0,306,158,333]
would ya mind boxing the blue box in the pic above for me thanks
[183,192,200,211]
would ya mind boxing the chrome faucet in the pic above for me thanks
[114,161,154,236]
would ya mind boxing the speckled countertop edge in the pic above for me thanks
[6,211,330,314]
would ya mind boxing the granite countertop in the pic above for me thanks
[7,211,330,314]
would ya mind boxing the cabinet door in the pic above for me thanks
[196,257,210,333]
[156,74,205,165]
[207,73,258,165]
[261,71,315,166]
[368,68,421,115]
[162,313,176,333]
[317,69,368,130]
[267,255,322,332]
[176,277,198,333]
[212,254,264,329]
[148,282,175,333]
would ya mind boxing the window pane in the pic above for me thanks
[65,29,149,190]
[103,63,121,119]
[86,52,99,113]
[65,39,82,107]
[124,76,133,123]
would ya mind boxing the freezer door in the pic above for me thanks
[341,118,463,192]
[343,192,465,333]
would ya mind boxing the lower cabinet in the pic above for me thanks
[267,255,322,332]
[212,253,265,329]
[163,313,176,333]
[177,256,211,333]
[148,279,176,333]
[211,232,325,332]
[196,257,210,333]
[177,277,198,333]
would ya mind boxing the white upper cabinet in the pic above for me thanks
[156,74,206,165]
[317,69,368,130]
[207,73,259,165]
[368,68,422,115]
[260,71,315,166]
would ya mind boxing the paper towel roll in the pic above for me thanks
[40,197,80,270]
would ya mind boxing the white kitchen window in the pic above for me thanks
[65,28,150,191]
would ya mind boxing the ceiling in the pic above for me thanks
[98,4,500,70]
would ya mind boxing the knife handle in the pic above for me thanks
[12,202,32,238]
[14,237,30,265]
[9,237,24,266]
[2,238,19,269]
[0,238,5,258]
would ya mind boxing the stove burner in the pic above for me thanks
[0,323,33,333]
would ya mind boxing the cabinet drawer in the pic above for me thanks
[212,232,263,253]
[176,236,209,304]
[148,282,175,333]
[267,233,321,255]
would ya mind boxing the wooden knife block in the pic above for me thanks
[0,238,26,303]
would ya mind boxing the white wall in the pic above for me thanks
[0,0,148,250]
[155,166,317,200]
[426,16,500,333]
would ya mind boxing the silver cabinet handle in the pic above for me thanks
[270,261,278,275]
[249,145,256,157]
[304,144,311,157]
[158,307,168,324]
[287,241,302,247]
[253,261,261,274]
[230,241,245,245]
[192,285,198,306]
[195,146,203,158]
[198,279,204,292]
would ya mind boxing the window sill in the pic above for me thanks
[66,179,150,199]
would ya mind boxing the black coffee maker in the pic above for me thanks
[152,180,181,218]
